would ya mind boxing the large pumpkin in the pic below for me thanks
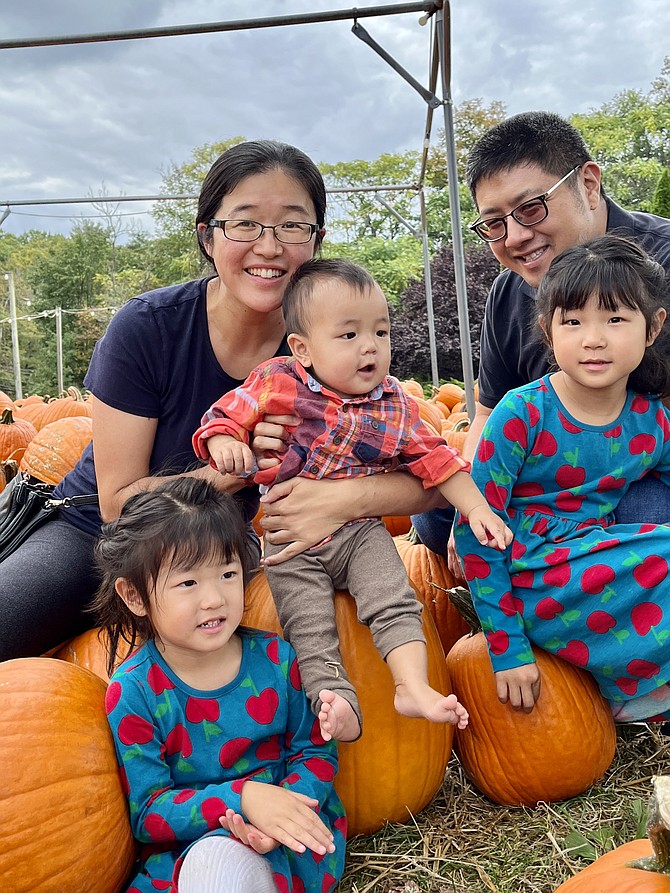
[0,658,136,892]
[15,387,92,431]
[393,534,470,654]
[554,839,668,892]
[241,572,453,837]
[446,631,617,807]
[20,415,93,484]
[0,407,36,463]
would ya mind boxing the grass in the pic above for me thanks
[336,722,668,892]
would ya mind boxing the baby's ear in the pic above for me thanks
[115,578,149,617]
[287,332,312,368]
[537,314,552,345]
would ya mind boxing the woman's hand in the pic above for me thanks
[495,664,541,712]
[240,781,335,856]
[251,413,300,471]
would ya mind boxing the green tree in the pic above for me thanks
[652,168,670,218]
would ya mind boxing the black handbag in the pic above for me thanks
[0,471,99,562]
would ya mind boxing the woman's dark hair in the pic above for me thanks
[283,257,378,335]
[196,139,327,265]
[536,234,670,396]
[92,477,254,676]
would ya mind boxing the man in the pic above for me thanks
[412,110,670,566]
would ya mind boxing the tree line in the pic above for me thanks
[1,58,669,397]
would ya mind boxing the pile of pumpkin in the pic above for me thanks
[0,383,658,892]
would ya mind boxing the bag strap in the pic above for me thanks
[46,493,99,508]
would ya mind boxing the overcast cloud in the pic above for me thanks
[0,0,668,236]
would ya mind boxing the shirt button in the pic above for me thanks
[309,464,319,474]
[371,420,379,429]
[333,435,343,445]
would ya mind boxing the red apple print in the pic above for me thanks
[105,680,122,714]
[150,881,172,891]
[304,756,336,782]
[147,663,174,695]
[557,639,590,667]
[543,547,571,566]
[464,553,492,580]
[231,779,245,794]
[163,723,193,758]
[531,430,558,457]
[503,417,528,448]
[633,555,668,588]
[119,766,130,796]
[499,591,525,616]
[586,610,617,634]
[627,659,661,679]
[173,789,196,804]
[555,465,586,489]
[477,438,495,462]
[512,481,545,498]
[631,395,650,413]
[631,601,663,634]
[322,875,337,893]
[589,537,620,553]
[615,677,639,696]
[510,569,535,588]
[596,474,626,492]
[145,813,176,842]
[535,597,565,620]
[246,688,280,724]
[604,425,622,438]
[185,697,220,724]
[289,656,302,691]
[266,637,280,664]
[630,433,657,455]
[256,735,282,762]
[274,875,290,893]
[657,408,670,441]
[542,564,572,587]
[201,797,228,830]
[334,815,348,837]
[118,714,154,746]
[291,876,306,893]
[558,411,581,434]
[283,772,301,786]
[484,480,507,510]
[309,717,326,745]
[527,402,541,426]
[219,737,252,768]
[555,492,586,513]
[486,629,510,655]
[580,564,615,595]
[531,516,550,535]
[511,540,527,561]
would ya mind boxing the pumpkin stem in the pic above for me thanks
[629,776,670,874]
[430,583,481,634]
[1,407,14,425]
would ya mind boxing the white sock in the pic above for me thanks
[178,835,279,893]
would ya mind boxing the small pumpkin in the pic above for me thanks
[16,387,92,431]
[441,417,470,453]
[0,658,136,892]
[0,406,37,463]
[433,382,464,410]
[20,415,92,484]
[446,628,617,807]
[241,572,453,838]
[393,533,470,654]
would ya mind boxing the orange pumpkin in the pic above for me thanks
[398,378,425,399]
[0,658,136,892]
[393,534,469,654]
[0,458,19,494]
[240,573,453,837]
[20,415,92,484]
[442,417,470,453]
[433,382,465,410]
[16,387,92,431]
[0,407,36,463]
[0,389,15,410]
[554,839,667,892]
[380,514,412,536]
[446,631,617,807]
[53,627,119,681]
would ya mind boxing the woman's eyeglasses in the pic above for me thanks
[208,219,320,244]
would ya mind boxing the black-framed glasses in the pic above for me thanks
[470,165,582,243]
[208,218,320,244]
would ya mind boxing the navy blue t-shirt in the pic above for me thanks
[54,277,289,535]
[477,201,670,408]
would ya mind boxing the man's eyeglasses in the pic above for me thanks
[470,165,582,243]
[208,218,320,244]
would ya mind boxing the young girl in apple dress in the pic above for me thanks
[93,476,346,893]
[454,234,670,723]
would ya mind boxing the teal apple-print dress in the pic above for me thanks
[454,375,670,718]
[105,629,347,893]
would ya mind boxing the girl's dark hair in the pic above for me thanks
[196,139,327,265]
[92,477,254,676]
[536,233,670,396]
[283,257,378,335]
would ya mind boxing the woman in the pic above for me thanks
[0,139,442,661]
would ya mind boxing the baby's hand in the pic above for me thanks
[207,435,255,477]
[467,505,513,550]
[241,781,335,856]
[495,664,541,712]
[220,809,279,854]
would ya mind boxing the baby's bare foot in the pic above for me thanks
[318,689,361,742]
[394,684,469,729]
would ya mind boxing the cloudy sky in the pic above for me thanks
[0,0,668,237]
